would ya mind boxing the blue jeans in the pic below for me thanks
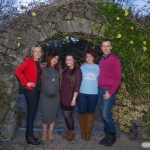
[77,93,98,114]
[98,86,116,133]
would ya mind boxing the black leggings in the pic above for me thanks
[24,89,40,137]
[63,110,74,130]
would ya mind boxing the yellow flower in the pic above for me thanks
[124,11,129,16]
[124,6,129,10]
[66,36,69,40]
[117,34,122,38]
[17,42,21,47]
[116,17,120,20]
[17,37,21,40]
[130,26,134,30]
[37,25,42,28]
[129,40,134,44]
[143,47,147,51]
[143,41,146,45]
[31,12,36,17]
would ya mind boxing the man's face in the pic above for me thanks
[101,41,112,56]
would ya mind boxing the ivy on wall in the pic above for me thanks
[93,0,150,132]
[1,0,149,134]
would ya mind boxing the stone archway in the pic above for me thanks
[0,0,105,138]
[0,0,105,65]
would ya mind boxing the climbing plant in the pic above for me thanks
[0,78,11,131]
[0,78,11,112]
[0,0,150,137]
[93,0,150,134]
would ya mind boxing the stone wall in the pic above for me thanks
[0,1,105,66]
[0,1,105,138]
[0,64,19,138]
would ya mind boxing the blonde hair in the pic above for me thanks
[30,44,43,61]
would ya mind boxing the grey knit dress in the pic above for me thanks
[40,66,60,124]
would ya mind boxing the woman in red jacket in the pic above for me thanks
[15,45,43,145]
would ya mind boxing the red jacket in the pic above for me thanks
[15,57,42,90]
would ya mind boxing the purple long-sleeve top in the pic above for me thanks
[98,54,122,96]
[60,68,82,106]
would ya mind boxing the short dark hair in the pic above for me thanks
[101,39,112,46]
[85,48,97,60]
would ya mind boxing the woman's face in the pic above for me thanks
[86,53,94,65]
[32,47,42,61]
[51,56,59,66]
[66,56,75,69]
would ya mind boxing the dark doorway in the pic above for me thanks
[42,38,103,68]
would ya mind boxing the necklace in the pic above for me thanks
[50,68,55,81]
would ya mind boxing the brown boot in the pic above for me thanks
[63,128,69,139]
[49,130,54,141]
[66,130,75,141]
[79,114,87,140]
[42,131,47,142]
[85,114,95,141]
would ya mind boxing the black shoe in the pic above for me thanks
[25,135,40,145]
[25,133,38,141]
[99,133,110,145]
[104,133,116,147]
[25,133,28,141]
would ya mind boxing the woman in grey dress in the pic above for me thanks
[40,53,60,142]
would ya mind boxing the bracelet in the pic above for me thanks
[73,97,76,100]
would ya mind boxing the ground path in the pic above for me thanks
[0,94,147,150]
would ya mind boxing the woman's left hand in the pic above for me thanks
[71,99,76,106]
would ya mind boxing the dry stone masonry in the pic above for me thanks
[0,0,105,138]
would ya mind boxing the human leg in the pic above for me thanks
[42,124,48,142]
[102,93,116,146]
[63,110,75,141]
[98,87,116,146]
[49,122,55,140]
[78,93,87,114]
[98,87,108,131]
[77,93,87,139]
[102,94,116,134]
[86,94,98,114]
[24,89,40,145]
[85,94,98,141]
[98,87,110,145]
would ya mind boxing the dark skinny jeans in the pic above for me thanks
[24,89,40,137]
[77,93,98,114]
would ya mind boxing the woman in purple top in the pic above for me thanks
[60,53,82,141]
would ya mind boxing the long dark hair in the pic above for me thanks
[63,53,79,87]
